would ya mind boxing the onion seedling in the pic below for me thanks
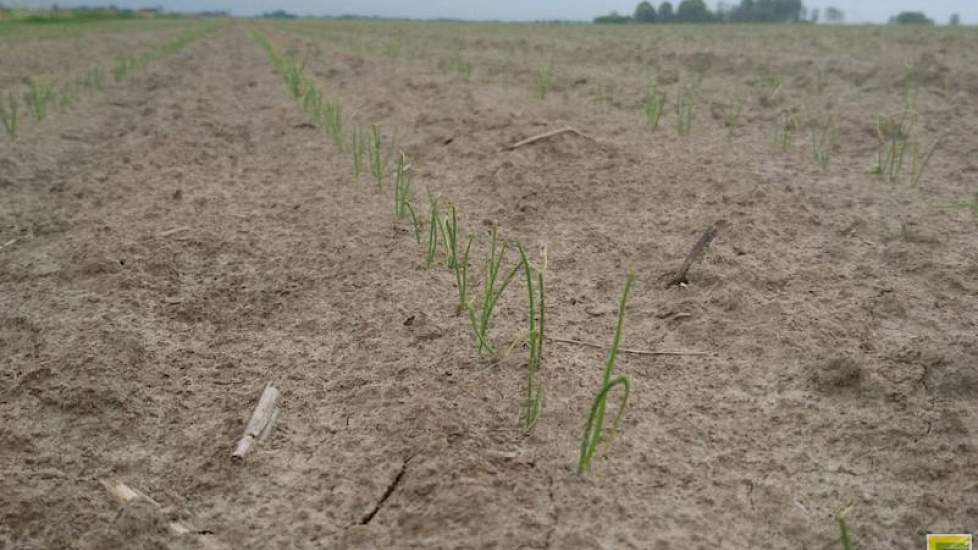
[872,109,915,182]
[642,83,665,131]
[0,92,18,138]
[394,152,412,219]
[518,244,544,433]
[351,127,365,178]
[302,81,320,114]
[676,83,696,137]
[442,205,461,270]
[466,228,519,354]
[321,102,343,148]
[404,201,422,245]
[284,59,305,99]
[536,63,554,100]
[424,199,441,269]
[811,118,835,172]
[455,235,474,315]
[910,133,944,187]
[578,272,634,474]
[370,124,385,188]
[837,507,854,550]
[442,206,472,314]
[28,79,55,121]
[773,110,797,152]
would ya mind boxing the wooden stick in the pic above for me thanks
[258,407,280,443]
[101,480,228,548]
[663,221,722,288]
[547,336,708,356]
[102,479,160,507]
[101,480,189,535]
[232,384,280,461]
[505,126,594,150]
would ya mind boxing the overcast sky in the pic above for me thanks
[20,1,978,24]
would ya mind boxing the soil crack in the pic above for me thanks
[545,474,558,549]
[359,456,412,525]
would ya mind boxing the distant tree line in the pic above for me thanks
[889,11,932,25]
[597,2,957,25]
[262,9,298,19]
[0,5,167,23]
[596,0,838,24]
[886,11,965,25]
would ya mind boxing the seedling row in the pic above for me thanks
[253,29,638,473]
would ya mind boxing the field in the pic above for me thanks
[2,16,977,550]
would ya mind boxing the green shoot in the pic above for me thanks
[394,152,412,219]
[370,124,385,188]
[0,91,18,138]
[455,235,473,315]
[597,82,615,110]
[424,199,441,269]
[404,201,422,245]
[872,109,915,182]
[320,101,343,149]
[284,58,305,99]
[578,272,635,474]
[774,110,797,152]
[351,127,364,179]
[518,244,544,433]
[910,133,944,187]
[902,63,916,113]
[536,63,554,100]
[442,205,460,270]
[302,80,320,114]
[837,507,854,550]
[811,119,835,172]
[28,79,55,122]
[676,83,696,137]
[466,228,519,354]
[642,83,665,131]
[442,206,472,313]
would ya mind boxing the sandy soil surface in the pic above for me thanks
[2,21,977,550]
[0,20,198,90]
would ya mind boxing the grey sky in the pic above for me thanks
[20,0,978,24]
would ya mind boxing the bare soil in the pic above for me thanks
[0,21,196,89]
[2,21,977,550]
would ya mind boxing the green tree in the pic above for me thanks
[634,1,657,22]
[729,0,804,23]
[949,13,960,26]
[676,0,714,22]
[658,1,674,22]
[890,11,933,25]
[825,6,844,23]
[594,10,632,24]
